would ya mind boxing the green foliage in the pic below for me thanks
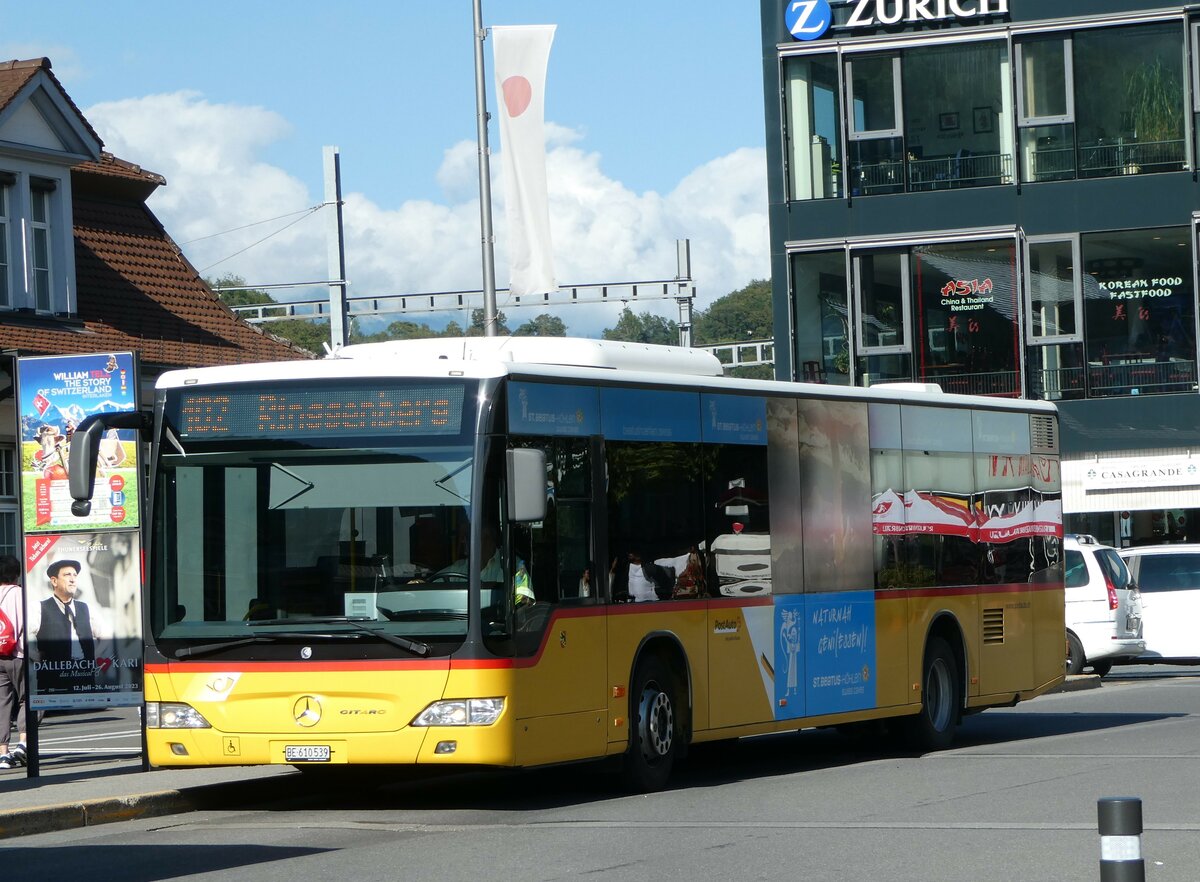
[513,314,567,337]
[466,308,510,336]
[207,274,273,308]
[693,279,773,346]
[602,307,679,345]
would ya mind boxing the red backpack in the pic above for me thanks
[0,588,17,657]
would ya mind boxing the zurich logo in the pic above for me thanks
[786,0,833,41]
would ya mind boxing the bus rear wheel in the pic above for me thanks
[903,636,959,752]
[622,656,678,792]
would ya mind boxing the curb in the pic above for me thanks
[0,775,303,841]
[1048,674,1102,694]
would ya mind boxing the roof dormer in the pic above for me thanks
[0,58,103,317]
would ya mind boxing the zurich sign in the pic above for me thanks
[785,0,833,41]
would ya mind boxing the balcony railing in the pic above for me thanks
[917,369,1021,397]
[1030,359,1197,399]
[908,152,1013,191]
[1028,138,1186,182]
[853,152,1014,195]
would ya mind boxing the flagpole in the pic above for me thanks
[472,0,499,337]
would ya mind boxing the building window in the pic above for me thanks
[901,42,1014,192]
[30,182,53,313]
[0,171,68,315]
[0,182,9,308]
[783,54,843,200]
[845,41,1014,197]
[854,250,913,385]
[1082,226,1195,397]
[1018,23,1187,183]
[791,250,850,382]
[1016,36,1076,181]
[1025,236,1084,402]
[0,444,15,558]
[910,240,1020,396]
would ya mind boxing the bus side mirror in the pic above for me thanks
[69,411,153,516]
[506,449,546,523]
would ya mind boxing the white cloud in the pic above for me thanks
[84,92,768,336]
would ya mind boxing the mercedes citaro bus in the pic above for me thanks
[69,336,1064,790]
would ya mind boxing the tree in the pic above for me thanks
[513,314,567,337]
[602,307,679,346]
[205,274,330,355]
[467,308,510,336]
[693,279,772,346]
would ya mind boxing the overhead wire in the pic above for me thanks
[198,203,327,274]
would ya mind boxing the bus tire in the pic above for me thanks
[903,636,959,752]
[622,655,678,792]
[1065,631,1085,676]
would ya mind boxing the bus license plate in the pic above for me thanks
[285,745,331,762]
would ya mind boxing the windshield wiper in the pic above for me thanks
[434,461,471,504]
[175,635,278,659]
[174,629,385,659]
[253,617,432,658]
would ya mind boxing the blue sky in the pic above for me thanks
[3,2,771,334]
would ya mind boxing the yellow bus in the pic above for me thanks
[71,336,1064,790]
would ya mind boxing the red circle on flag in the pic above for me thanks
[502,76,532,117]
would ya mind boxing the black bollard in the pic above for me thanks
[1098,797,1145,882]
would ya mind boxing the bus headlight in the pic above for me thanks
[412,698,505,727]
[146,702,212,729]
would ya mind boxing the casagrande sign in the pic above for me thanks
[787,0,1010,42]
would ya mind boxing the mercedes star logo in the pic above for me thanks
[293,695,322,727]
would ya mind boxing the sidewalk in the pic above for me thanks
[0,755,301,840]
[0,708,303,840]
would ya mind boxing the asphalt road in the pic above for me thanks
[5,666,1200,881]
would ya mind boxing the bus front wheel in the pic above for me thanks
[622,656,678,792]
[903,636,959,752]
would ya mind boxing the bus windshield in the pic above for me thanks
[150,380,481,647]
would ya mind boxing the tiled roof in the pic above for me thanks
[1,154,311,367]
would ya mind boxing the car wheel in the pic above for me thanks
[1090,660,1113,677]
[621,655,678,792]
[1065,632,1085,676]
[902,637,959,752]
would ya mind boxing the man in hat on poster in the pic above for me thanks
[34,559,96,695]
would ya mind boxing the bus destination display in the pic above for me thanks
[176,385,465,438]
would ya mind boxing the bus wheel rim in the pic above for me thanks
[640,687,673,761]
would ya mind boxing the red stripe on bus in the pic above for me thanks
[877,581,1063,600]
[145,659,448,674]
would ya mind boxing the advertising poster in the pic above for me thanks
[16,352,140,533]
[803,590,877,718]
[25,532,143,709]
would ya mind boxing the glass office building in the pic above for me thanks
[762,1,1200,546]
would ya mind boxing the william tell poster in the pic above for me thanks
[16,352,140,533]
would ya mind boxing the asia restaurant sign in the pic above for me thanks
[786,0,1010,41]
[940,277,994,312]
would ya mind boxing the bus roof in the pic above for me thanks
[156,337,1056,415]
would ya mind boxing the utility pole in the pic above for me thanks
[472,0,499,336]
[324,146,349,350]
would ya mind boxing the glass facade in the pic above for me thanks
[785,20,1190,198]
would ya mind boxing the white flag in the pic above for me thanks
[492,25,557,297]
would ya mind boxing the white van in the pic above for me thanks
[1064,534,1144,676]
[1118,544,1200,663]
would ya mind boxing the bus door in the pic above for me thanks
[508,437,608,766]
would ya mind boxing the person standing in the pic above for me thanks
[0,555,29,769]
[34,558,96,698]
